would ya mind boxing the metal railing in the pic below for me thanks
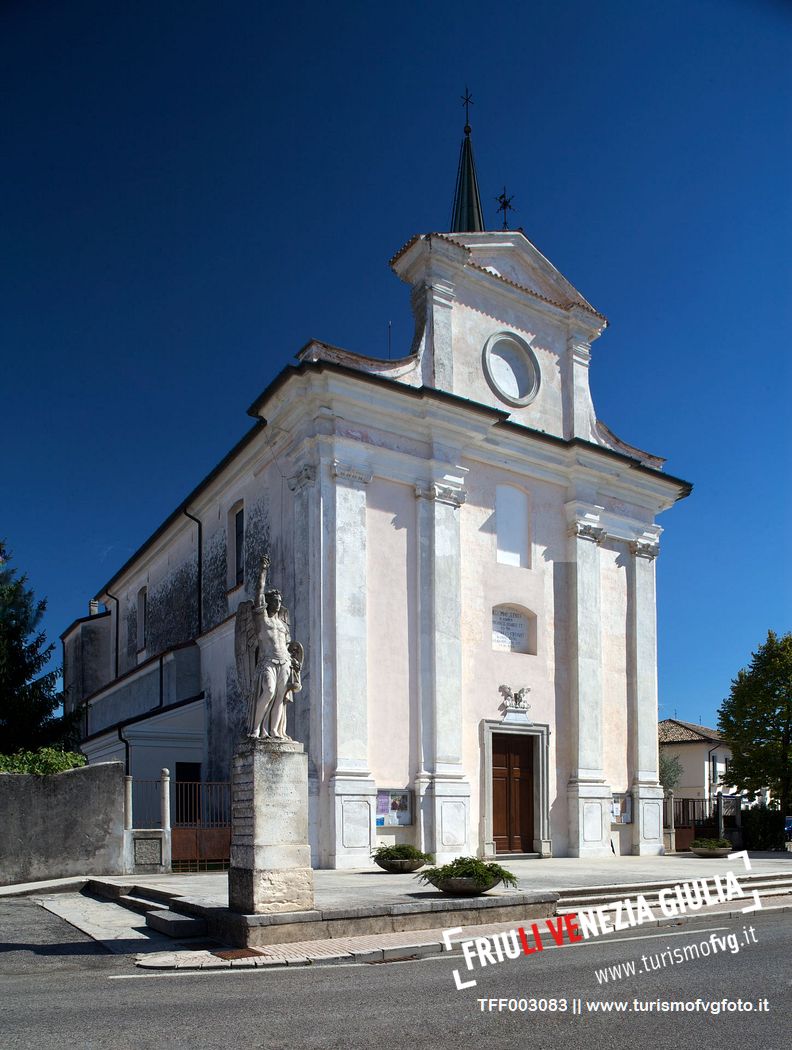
[127,770,171,830]
[173,781,230,828]
[127,775,230,829]
[663,796,714,828]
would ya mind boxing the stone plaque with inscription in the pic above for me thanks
[228,737,314,914]
[492,606,530,653]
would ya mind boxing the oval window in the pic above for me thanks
[482,332,540,407]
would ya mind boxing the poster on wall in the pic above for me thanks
[611,794,633,824]
[375,789,413,827]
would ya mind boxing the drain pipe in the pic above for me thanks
[184,509,203,634]
[106,590,120,679]
[117,725,130,775]
[707,742,720,800]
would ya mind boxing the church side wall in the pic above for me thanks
[88,435,287,786]
[115,527,199,678]
[197,461,290,782]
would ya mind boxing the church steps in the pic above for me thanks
[85,879,178,915]
[556,872,792,910]
[116,893,170,916]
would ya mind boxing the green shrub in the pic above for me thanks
[0,748,87,775]
[742,807,785,850]
[417,856,518,888]
[690,838,732,850]
[372,844,434,863]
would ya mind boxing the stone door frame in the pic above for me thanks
[479,719,552,858]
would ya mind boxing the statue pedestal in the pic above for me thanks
[228,737,314,914]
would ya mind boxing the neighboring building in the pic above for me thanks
[658,719,734,799]
[62,115,691,866]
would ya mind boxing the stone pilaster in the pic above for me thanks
[327,461,376,868]
[565,309,604,440]
[565,502,612,856]
[287,464,319,864]
[228,737,314,914]
[287,466,317,767]
[628,530,665,855]
[414,478,470,863]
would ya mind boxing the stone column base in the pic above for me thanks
[328,774,377,869]
[416,775,471,864]
[631,782,665,855]
[228,737,314,914]
[567,779,613,857]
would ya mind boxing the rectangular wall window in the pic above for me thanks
[234,507,244,586]
[496,485,530,568]
[136,587,147,652]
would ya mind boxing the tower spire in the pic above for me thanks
[450,88,485,233]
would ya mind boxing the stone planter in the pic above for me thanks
[429,876,501,896]
[374,858,426,874]
[690,848,732,858]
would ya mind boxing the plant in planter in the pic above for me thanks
[416,856,519,896]
[371,844,434,873]
[690,837,733,857]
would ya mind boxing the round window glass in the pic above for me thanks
[482,333,540,407]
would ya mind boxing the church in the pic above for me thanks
[62,112,691,867]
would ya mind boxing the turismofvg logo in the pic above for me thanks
[445,852,762,991]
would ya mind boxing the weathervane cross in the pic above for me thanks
[495,186,515,229]
[461,86,473,131]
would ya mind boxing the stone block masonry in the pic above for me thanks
[228,737,314,914]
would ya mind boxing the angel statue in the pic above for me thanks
[235,554,304,740]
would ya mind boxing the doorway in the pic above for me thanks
[492,732,534,853]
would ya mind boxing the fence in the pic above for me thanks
[128,774,231,872]
[663,793,743,851]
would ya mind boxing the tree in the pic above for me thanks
[659,750,682,791]
[718,630,792,819]
[0,542,75,752]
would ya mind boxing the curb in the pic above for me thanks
[134,902,792,972]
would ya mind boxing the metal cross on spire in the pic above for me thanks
[450,87,485,232]
[495,186,515,229]
[461,86,473,133]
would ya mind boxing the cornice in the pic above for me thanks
[331,460,372,486]
[630,538,661,560]
[414,483,467,508]
[568,521,605,543]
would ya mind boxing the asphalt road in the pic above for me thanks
[1,900,790,1049]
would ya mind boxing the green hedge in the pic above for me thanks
[0,748,87,775]
[742,807,785,850]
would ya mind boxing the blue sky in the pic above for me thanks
[2,0,790,730]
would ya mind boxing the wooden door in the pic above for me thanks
[492,733,534,853]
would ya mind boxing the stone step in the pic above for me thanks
[557,877,792,910]
[87,879,179,910]
[34,892,178,956]
[146,909,207,938]
[117,893,169,916]
[555,871,792,903]
[559,886,792,911]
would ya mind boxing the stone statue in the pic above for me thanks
[499,684,531,711]
[235,554,304,740]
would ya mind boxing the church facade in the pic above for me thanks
[63,127,691,867]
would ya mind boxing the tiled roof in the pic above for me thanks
[388,232,608,323]
[658,718,724,744]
